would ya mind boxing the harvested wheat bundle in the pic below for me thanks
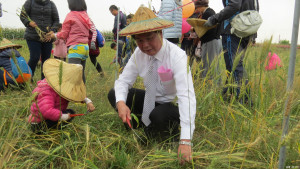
[17,7,47,42]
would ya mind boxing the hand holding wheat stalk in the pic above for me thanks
[17,7,47,42]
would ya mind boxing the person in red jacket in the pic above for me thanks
[28,59,95,133]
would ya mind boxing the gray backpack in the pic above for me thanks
[230,0,262,38]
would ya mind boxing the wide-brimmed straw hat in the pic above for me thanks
[119,6,174,36]
[43,58,86,102]
[0,38,22,50]
[186,18,216,38]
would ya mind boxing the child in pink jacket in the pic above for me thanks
[29,59,94,133]
[53,23,67,61]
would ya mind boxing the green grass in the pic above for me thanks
[0,39,299,168]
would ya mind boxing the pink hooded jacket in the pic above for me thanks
[56,11,96,47]
[28,79,69,123]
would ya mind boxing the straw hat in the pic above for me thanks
[186,18,216,38]
[0,38,22,50]
[43,58,86,102]
[119,6,174,36]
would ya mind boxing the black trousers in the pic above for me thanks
[89,54,103,73]
[166,38,179,45]
[26,40,52,80]
[108,88,180,141]
[54,56,66,62]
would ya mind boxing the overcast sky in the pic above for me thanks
[1,0,299,44]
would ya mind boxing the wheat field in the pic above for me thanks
[0,39,299,168]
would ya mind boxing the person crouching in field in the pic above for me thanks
[28,59,95,133]
[47,0,96,110]
[53,23,67,61]
[0,39,32,92]
[107,7,196,164]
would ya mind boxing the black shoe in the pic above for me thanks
[99,72,105,78]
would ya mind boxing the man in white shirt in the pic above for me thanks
[107,6,196,164]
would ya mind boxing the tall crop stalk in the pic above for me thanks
[0,112,21,168]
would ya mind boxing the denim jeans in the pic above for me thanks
[26,40,53,80]
[222,34,250,98]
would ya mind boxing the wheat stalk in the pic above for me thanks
[17,7,47,42]
[282,122,300,145]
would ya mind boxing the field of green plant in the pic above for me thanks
[0,28,115,42]
[1,28,26,40]
[0,39,299,168]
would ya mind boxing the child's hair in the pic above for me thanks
[109,5,118,11]
[68,0,87,11]
[58,23,62,30]
[127,14,134,19]
[126,14,134,25]
[110,42,116,49]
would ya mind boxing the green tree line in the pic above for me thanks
[1,28,114,41]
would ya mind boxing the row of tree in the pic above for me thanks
[0,28,115,41]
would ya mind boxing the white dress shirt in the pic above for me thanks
[114,39,196,140]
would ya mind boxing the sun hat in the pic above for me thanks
[43,58,86,102]
[186,18,215,38]
[0,38,22,50]
[119,6,174,36]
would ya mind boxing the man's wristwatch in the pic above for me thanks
[179,141,193,146]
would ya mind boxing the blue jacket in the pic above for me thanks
[96,29,105,48]
[159,0,182,39]
[0,49,21,84]
[0,49,22,73]
[112,11,127,41]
